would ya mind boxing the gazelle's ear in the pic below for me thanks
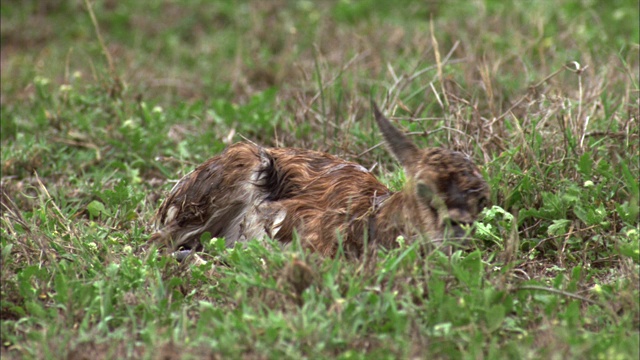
[372,101,419,167]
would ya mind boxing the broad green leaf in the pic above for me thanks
[547,219,571,236]
[485,304,506,333]
[87,200,110,218]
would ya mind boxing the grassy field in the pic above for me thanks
[1,0,638,359]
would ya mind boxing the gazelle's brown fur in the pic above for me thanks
[150,103,490,258]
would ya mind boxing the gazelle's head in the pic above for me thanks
[372,102,490,249]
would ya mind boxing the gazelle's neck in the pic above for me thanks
[372,186,423,248]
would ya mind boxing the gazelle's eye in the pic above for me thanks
[477,197,488,210]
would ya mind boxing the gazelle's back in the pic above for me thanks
[264,147,390,257]
[152,142,391,257]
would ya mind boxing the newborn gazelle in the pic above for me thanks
[150,103,490,258]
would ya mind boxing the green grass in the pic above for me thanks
[1,0,638,359]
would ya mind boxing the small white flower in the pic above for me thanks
[34,76,50,86]
[122,119,138,129]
